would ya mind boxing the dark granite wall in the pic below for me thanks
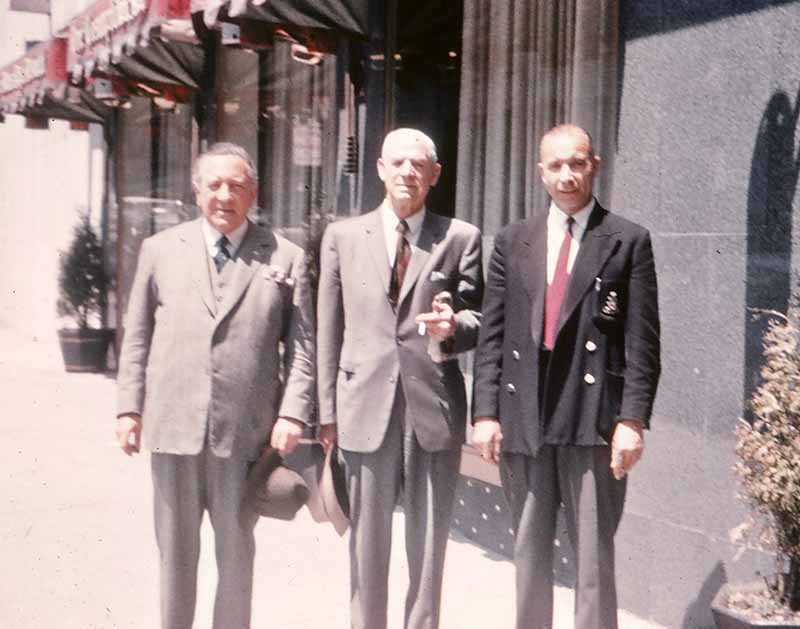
[610,2,800,626]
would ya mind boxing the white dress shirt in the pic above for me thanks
[201,218,249,261]
[380,200,425,266]
[546,199,595,285]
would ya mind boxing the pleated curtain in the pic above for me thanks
[456,0,619,234]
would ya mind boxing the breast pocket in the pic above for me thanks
[593,277,627,332]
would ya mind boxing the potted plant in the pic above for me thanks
[712,311,800,628]
[56,213,114,372]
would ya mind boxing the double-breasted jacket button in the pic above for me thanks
[512,350,520,361]
[585,340,597,352]
[506,383,517,394]
[584,373,596,385]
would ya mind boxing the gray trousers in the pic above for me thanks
[500,446,627,629]
[341,383,462,629]
[151,450,259,629]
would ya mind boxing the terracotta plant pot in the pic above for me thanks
[57,328,115,372]
[712,583,800,629]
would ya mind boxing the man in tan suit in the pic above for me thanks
[317,129,483,629]
[114,143,315,629]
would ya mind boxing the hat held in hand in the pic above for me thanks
[245,447,310,520]
[319,445,350,536]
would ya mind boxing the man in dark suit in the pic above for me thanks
[317,128,483,629]
[472,124,660,629]
[114,143,315,629]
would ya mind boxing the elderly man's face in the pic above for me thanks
[377,131,441,218]
[194,154,256,234]
[538,129,600,215]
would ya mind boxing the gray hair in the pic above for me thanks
[192,142,258,187]
[382,128,439,164]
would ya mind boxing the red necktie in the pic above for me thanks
[543,217,574,349]
[389,219,410,307]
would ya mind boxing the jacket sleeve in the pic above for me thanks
[448,225,484,355]
[277,248,316,425]
[116,238,157,417]
[471,228,508,421]
[316,225,344,425]
[618,230,661,426]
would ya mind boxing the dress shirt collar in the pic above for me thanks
[547,198,595,237]
[381,200,426,240]
[201,218,249,258]
[380,200,426,263]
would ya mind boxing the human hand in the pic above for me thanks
[610,420,645,480]
[471,417,503,465]
[270,417,305,456]
[415,292,456,342]
[318,424,337,451]
[116,414,142,456]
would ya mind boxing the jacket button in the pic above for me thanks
[506,383,516,394]
[585,340,597,352]
[584,373,596,384]
[512,350,520,360]
[389,376,396,384]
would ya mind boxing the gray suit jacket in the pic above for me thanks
[116,218,315,461]
[317,208,483,453]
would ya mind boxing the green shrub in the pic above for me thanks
[736,312,800,610]
[56,214,108,330]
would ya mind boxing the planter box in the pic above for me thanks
[57,328,115,372]
[712,584,800,628]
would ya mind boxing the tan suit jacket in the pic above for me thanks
[116,217,315,461]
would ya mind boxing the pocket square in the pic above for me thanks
[429,270,447,281]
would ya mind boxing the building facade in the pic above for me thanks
[2,1,799,626]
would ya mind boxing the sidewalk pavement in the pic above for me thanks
[0,326,664,628]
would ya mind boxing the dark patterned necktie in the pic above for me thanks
[214,235,231,272]
[543,217,574,349]
[388,219,410,307]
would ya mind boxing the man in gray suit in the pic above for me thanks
[114,143,315,629]
[317,128,483,629]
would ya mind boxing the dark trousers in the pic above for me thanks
[500,446,627,629]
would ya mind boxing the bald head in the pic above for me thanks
[539,124,595,160]
[377,128,442,218]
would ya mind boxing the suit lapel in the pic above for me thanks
[364,209,391,297]
[215,221,274,323]
[557,205,619,336]
[185,218,216,317]
[397,211,444,307]
[517,214,548,348]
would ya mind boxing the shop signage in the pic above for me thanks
[0,39,66,108]
[68,0,149,67]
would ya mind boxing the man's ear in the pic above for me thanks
[377,157,387,182]
[537,161,546,184]
[430,162,442,187]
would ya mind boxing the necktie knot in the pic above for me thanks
[396,219,409,235]
[214,236,232,272]
[566,216,575,235]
